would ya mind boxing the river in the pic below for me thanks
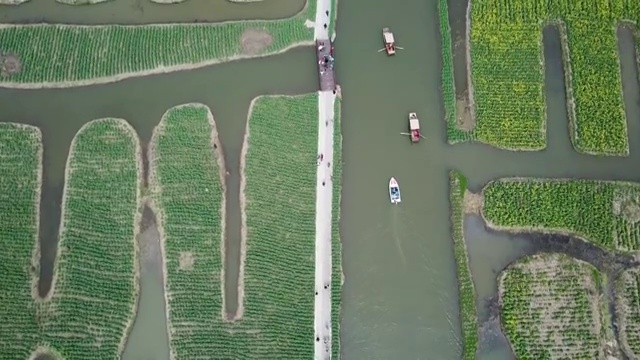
[2,0,640,359]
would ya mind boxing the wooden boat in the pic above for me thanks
[409,112,421,143]
[382,28,396,56]
[389,177,401,204]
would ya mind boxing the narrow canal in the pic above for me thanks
[2,0,640,359]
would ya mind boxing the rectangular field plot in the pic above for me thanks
[0,123,42,358]
[483,178,640,251]
[42,119,142,359]
[150,95,320,358]
[500,254,603,359]
[470,0,640,155]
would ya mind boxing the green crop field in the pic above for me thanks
[331,97,343,360]
[0,0,316,87]
[483,178,640,251]
[148,104,226,359]
[0,123,42,359]
[0,119,142,359]
[470,0,640,154]
[150,95,322,358]
[615,267,640,359]
[500,254,603,359]
[41,119,142,359]
[449,171,478,360]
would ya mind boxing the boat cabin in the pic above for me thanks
[382,28,396,56]
[409,112,420,143]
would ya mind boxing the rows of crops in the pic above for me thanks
[483,178,640,251]
[615,267,640,358]
[471,0,640,154]
[150,95,320,357]
[449,171,478,360]
[331,97,343,359]
[0,0,316,86]
[41,119,142,359]
[440,0,474,144]
[500,254,603,359]
[149,104,226,359]
[240,94,318,357]
[0,123,42,358]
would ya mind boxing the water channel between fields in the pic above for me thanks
[3,0,640,358]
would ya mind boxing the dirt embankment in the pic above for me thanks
[447,0,476,132]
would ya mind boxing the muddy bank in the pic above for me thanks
[448,0,468,100]
[479,225,639,360]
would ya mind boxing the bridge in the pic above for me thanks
[316,39,336,91]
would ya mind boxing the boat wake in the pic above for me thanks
[391,208,407,266]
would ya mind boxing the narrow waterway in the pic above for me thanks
[0,0,305,24]
[3,0,640,358]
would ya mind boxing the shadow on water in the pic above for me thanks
[0,0,306,25]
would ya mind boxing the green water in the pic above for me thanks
[3,0,640,359]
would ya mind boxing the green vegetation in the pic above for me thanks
[0,120,142,359]
[470,0,640,154]
[615,267,640,359]
[449,171,478,360]
[149,104,226,359]
[150,95,320,358]
[439,0,474,143]
[0,0,316,87]
[483,178,640,251]
[0,123,42,359]
[500,254,603,359]
[42,119,142,359]
[331,97,343,359]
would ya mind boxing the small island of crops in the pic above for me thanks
[0,0,316,89]
[482,178,640,251]
[615,267,640,358]
[447,0,640,154]
[149,94,337,358]
[499,253,604,359]
[448,171,478,360]
[0,119,142,359]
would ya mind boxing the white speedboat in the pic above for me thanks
[389,177,401,204]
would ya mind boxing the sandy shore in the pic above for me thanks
[147,103,229,359]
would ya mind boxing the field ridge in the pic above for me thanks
[449,170,478,360]
[0,0,317,88]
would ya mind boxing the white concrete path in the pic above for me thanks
[313,1,336,359]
